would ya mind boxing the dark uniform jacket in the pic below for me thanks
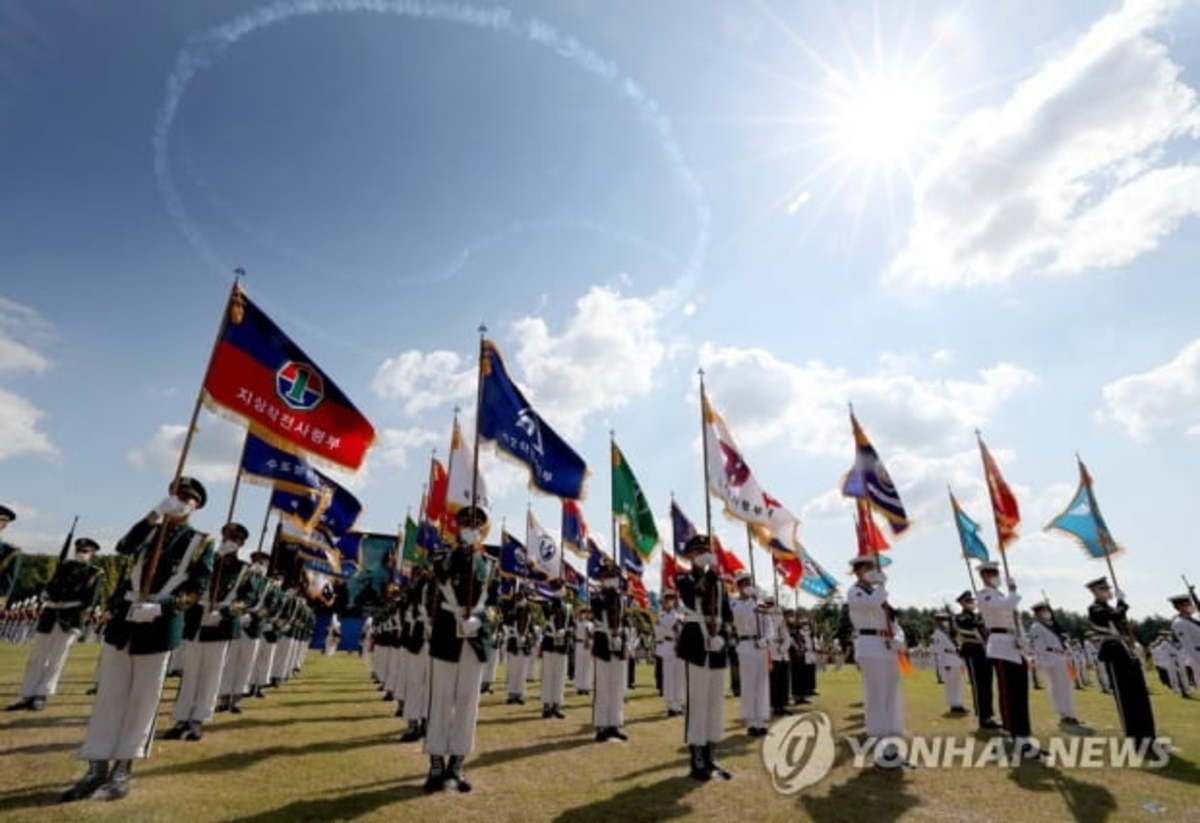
[675,568,733,669]
[541,600,572,655]
[0,542,22,601]
[401,581,430,655]
[591,588,624,662]
[954,611,987,649]
[38,558,106,633]
[242,575,276,640]
[428,546,494,664]
[104,517,214,655]
[1089,600,1136,663]
[199,556,263,642]
[505,601,534,656]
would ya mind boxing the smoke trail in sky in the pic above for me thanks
[153,0,710,302]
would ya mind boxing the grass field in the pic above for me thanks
[1,642,1198,822]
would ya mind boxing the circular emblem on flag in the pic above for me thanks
[538,537,557,564]
[276,361,325,411]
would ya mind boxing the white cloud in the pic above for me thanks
[127,414,246,486]
[371,350,475,416]
[0,296,55,460]
[891,0,1200,286]
[1098,337,1200,439]
[509,286,668,438]
[698,343,1036,459]
[0,387,54,460]
[377,426,440,469]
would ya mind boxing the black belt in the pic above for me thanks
[989,628,1010,634]
[738,635,760,641]
[858,629,881,636]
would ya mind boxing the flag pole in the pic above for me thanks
[466,325,486,617]
[745,523,760,637]
[668,491,677,596]
[698,370,713,538]
[142,273,241,599]
[256,495,273,553]
[610,432,619,569]
[226,433,249,525]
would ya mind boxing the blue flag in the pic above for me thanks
[799,549,838,599]
[1045,459,1120,559]
[670,500,698,555]
[586,537,606,580]
[501,531,534,578]
[270,478,361,538]
[619,527,645,577]
[950,491,990,561]
[241,432,324,493]
[478,340,587,499]
[841,411,910,535]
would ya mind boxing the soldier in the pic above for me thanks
[730,572,768,736]
[1027,602,1089,731]
[1169,592,1200,691]
[765,595,792,718]
[540,580,571,719]
[8,538,106,711]
[847,556,905,768]
[1087,577,1156,744]
[676,534,733,781]
[165,523,256,741]
[930,613,967,714]
[422,506,495,793]
[61,478,214,802]
[623,614,640,689]
[590,564,628,741]
[217,551,271,713]
[976,561,1037,758]
[954,591,1000,731]
[789,611,818,705]
[0,505,23,605]
[654,591,684,717]
[400,569,432,741]
[504,588,534,705]
[251,574,288,700]
[573,604,594,695]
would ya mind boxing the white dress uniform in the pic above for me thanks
[848,578,904,741]
[1085,638,1110,692]
[655,608,685,713]
[930,627,963,710]
[403,600,431,724]
[1171,613,1200,685]
[1027,619,1078,721]
[221,577,270,702]
[573,618,594,692]
[1150,639,1184,695]
[19,619,79,700]
[731,596,769,732]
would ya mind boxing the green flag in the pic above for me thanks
[611,441,658,558]
[401,516,426,566]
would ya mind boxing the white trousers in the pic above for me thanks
[20,625,79,697]
[79,644,169,761]
[661,650,685,712]
[506,653,530,697]
[685,663,724,745]
[173,640,228,724]
[573,644,593,690]
[254,641,276,687]
[424,645,484,757]
[593,657,626,728]
[271,639,292,680]
[737,642,770,727]
[859,655,904,739]
[1040,658,1077,718]
[403,649,430,721]
[390,648,408,699]
[939,662,963,709]
[483,646,499,685]
[540,652,567,706]
[221,637,259,698]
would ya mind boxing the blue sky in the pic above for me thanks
[4,0,1200,617]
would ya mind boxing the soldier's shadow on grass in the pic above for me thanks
[1008,760,1117,823]
[1141,752,1200,787]
[139,732,396,779]
[800,766,920,822]
[553,774,703,822]
[220,778,427,822]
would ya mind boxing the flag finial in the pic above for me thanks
[478,323,488,336]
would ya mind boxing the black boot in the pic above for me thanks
[394,703,405,718]
[229,697,243,715]
[383,691,394,702]
[60,760,109,802]
[423,756,446,793]
[215,696,230,713]
[30,696,46,711]
[92,759,132,801]
[184,721,204,741]
[254,685,266,699]
[552,704,566,719]
[447,756,472,793]
[610,727,628,741]
[704,744,732,780]
[399,721,423,743]
[688,746,710,781]
[542,704,552,718]
[4,697,35,711]
[162,721,188,739]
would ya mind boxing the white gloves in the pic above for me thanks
[128,603,162,623]
[201,610,222,627]
[707,635,725,652]
[1115,589,1126,602]
[755,638,769,650]
[460,615,482,637]
[151,496,192,522]
[240,614,252,627]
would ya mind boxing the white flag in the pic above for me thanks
[527,509,562,580]
[703,392,800,553]
[447,416,489,513]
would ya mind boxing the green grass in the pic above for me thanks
[1,643,1198,822]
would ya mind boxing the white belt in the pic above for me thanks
[44,600,82,609]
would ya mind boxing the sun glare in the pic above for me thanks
[830,73,941,168]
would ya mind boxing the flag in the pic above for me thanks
[841,410,910,535]
[401,517,426,566]
[477,340,587,499]
[1044,459,1121,559]
[561,500,589,558]
[270,476,361,538]
[611,441,658,558]
[662,551,686,593]
[416,519,442,553]
[563,561,585,599]
[799,549,838,599]
[670,500,698,556]
[618,525,645,577]
[526,510,562,580]
[425,458,449,532]
[774,554,804,588]
[854,499,890,555]
[303,568,338,606]
[335,532,363,571]
[586,537,607,580]
[202,286,375,470]
[239,432,325,493]
[703,393,800,553]
[978,433,1020,549]
[500,531,534,578]
[447,416,488,514]
[278,519,346,577]
[626,574,649,609]
[950,490,990,561]
[713,535,744,584]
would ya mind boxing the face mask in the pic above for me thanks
[694,552,715,569]
[218,539,239,555]
[252,562,268,575]
[602,578,619,590]
[461,528,481,545]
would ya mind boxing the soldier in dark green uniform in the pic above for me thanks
[61,477,214,803]
[0,505,23,606]
[8,538,106,710]
[218,550,272,712]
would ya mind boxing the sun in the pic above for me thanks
[827,72,942,171]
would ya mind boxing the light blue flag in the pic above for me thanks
[1045,460,1120,559]
[799,550,838,599]
[949,491,990,562]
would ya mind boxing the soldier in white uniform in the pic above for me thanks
[540,582,571,719]
[573,605,594,695]
[1085,636,1110,693]
[847,556,905,767]
[731,572,770,737]
[976,561,1038,758]
[590,565,628,741]
[1150,631,1186,696]
[930,614,966,714]
[1170,593,1200,691]
[1027,602,1088,730]
[654,592,684,716]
